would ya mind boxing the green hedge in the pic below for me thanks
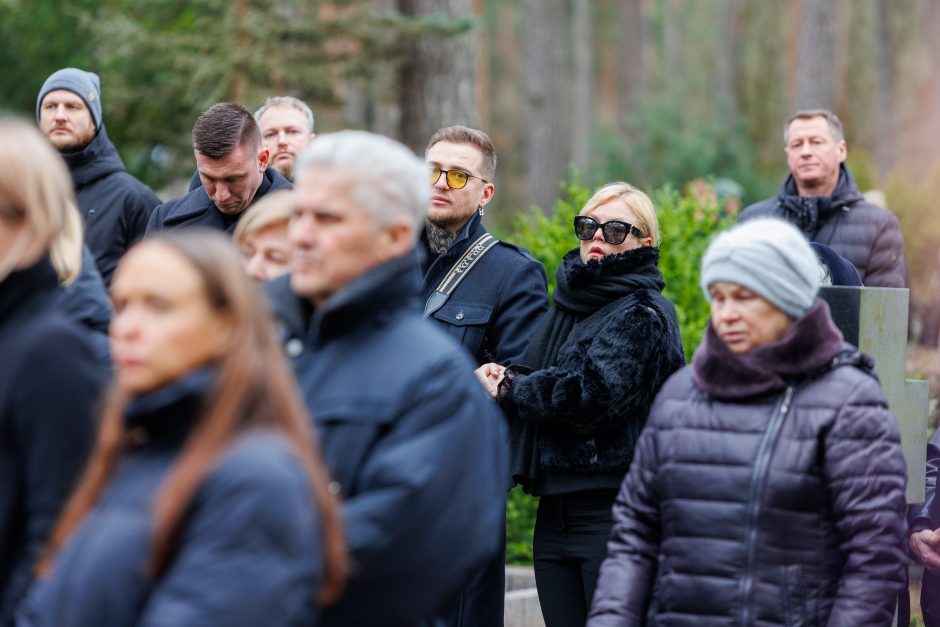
[504,178,735,564]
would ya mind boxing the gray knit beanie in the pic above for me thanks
[700,217,820,319]
[36,68,102,131]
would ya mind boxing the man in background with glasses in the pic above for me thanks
[424,125,548,626]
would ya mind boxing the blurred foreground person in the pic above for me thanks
[477,182,684,627]
[588,218,907,626]
[19,231,345,627]
[0,117,107,626]
[233,190,292,281]
[265,131,508,626]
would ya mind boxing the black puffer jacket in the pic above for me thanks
[504,248,685,496]
[588,300,908,626]
[62,126,161,286]
[739,165,906,288]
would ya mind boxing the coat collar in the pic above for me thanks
[60,125,125,189]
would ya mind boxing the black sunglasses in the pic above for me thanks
[429,165,488,190]
[573,216,645,245]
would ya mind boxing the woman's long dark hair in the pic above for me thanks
[37,230,346,604]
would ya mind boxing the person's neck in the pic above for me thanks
[796,177,838,198]
[425,219,467,254]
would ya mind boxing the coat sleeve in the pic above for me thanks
[587,413,662,626]
[137,445,322,627]
[321,363,509,626]
[507,304,679,434]
[823,377,908,626]
[123,183,161,247]
[861,211,907,288]
[488,256,548,364]
[5,328,103,615]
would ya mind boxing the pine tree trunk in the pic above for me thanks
[398,0,480,153]
[618,0,645,133]
[873,0,895,175]
[715,0,739,119]
[793,0,838,110]
[572,0,593,175]
[524,0,569,213]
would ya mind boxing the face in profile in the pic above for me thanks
[708,281,793,354]
[240,221,290,281]
[578,198,653,264]
[109,242,232,395]
[289,166,398,308]
[38,89,97,152]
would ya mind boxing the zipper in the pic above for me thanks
[737,386,794,626]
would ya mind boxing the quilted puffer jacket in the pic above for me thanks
[588,300,908,626]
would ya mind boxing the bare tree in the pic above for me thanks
[793,0,838,110]
[572,0,593,174]
[398,0,480,152]
[524,0,570,212]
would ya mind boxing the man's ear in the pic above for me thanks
[479,181,496,209]
[258,147,270,170]
[837,140,847,163]
[379,218,416,259]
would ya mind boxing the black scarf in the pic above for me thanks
[775,163,863,238]
[509,246,665,491]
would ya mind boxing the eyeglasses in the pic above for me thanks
[429,166,488,190]
[573,216,645,245]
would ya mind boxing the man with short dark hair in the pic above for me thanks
[146,102,291,234]
[36,67,161,285]
[423,125,548,626]
[265,130,509,626]
[739,109,907,287]
[255,96,316,182]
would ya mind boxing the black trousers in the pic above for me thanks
[924,570,940,626]
[533,489,618,627]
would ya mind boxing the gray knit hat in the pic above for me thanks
[36,68,102,131]
[700,218,820,318]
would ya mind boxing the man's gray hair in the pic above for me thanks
[295,130,429,230]
[254,96,315,133]
[783,109,845,144]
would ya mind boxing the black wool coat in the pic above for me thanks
[62,126,162,286]
[589,301,908,626]
[0,259,107,625]
[146,167,291,235]
[504,247,685,496]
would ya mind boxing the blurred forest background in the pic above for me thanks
[2,0,940,301]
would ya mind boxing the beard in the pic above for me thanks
[271,157,294,182]
[48,126,96,152]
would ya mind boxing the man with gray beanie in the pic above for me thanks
[37,67,161,286]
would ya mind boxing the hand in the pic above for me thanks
[474,363,506,398]
[910,529,940,572]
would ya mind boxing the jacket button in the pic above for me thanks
[328,481,341,495]
[456,311,464,320]
[285,338,304,358]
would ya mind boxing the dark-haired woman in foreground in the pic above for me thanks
[19,231,345,627]
[589,218,907,626]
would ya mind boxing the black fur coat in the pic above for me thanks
[504,247,685,495]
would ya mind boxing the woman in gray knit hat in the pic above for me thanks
[589,217,908,626]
